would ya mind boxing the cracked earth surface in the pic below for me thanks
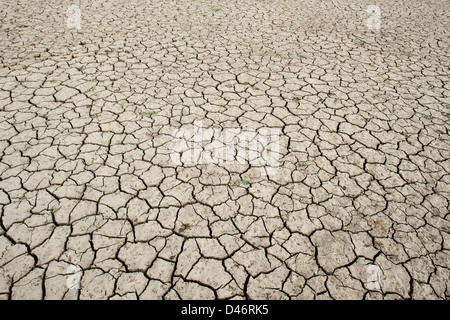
[0,0,449,300]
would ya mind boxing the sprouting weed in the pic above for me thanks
[236,179,250,186]
[297,163,309,168]
[292,284,303,295]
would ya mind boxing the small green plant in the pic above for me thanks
[15,25,24,28]
[82,217,89,222]
[441,113,449,118]
[292,98,300,104]
[147,111,158,116]
[64,44,71,48]
[236,179,251,186]
[244,65,249,68]
[421,114,432,120]
[298,55,304,59]
[297,163,309,168]
[212,8,221,12]
[292,284,303,295]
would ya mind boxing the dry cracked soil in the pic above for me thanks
[0,0,449,300]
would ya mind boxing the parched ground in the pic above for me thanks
[0,0,449,300]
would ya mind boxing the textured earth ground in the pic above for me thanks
[0,0,449,300]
